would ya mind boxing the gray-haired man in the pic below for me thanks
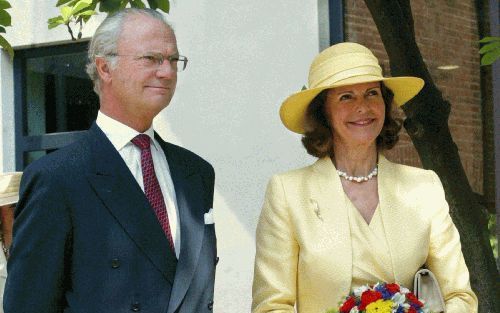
[5,8,216,313]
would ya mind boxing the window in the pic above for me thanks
[14,41,99,169]
[318,0,344,50]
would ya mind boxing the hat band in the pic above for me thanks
[311,51,379,71]
[309,64,383,89]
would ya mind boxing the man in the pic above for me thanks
[4,8,216,313]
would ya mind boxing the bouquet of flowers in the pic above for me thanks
[327,282,431,313]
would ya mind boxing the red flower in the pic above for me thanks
[358,290,383,310]
[339,296,356,313]
[385,283,400,294]
[406,292,424,307]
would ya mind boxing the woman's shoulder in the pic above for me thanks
[380,155,439,183]
[380,155,445,206]
[269,157,329,182]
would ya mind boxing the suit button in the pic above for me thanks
[207,300,214,310]
[111,258,120,268]
[131,302,140,311]
[215,256,219,265]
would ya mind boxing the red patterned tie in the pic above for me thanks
[131,134,175,253]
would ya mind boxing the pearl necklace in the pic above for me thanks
[337,165,378,183]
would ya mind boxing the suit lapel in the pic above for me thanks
[156,138,207,313]
[309,157,353,296]
[378,154,419,284]
[85,124,177,284]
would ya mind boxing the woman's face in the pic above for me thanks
[324,81,386,149]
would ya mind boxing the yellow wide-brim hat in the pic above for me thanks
[0,172,22,206]
[280,42,425,134]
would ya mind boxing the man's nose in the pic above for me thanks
[156,62,177,78]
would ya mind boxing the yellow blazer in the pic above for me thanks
[252,155,477,313]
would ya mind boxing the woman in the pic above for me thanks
[252,42,477,313]
[0,171,21,313]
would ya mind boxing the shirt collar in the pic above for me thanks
[95,111,160,151]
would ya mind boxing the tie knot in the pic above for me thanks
[131,134,151,150]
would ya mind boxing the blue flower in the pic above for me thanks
[374,284,393,300]
[395,306,405,313]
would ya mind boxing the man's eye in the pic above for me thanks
[142,55,156,61]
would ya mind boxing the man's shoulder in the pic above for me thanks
[25,131,92,175]
[164,142,213,171]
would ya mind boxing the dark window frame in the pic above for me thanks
[14,41,92,170]
[329,0,344,45]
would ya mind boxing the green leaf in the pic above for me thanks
[481,50,500,66]
[82,14,92,23]
[156,0,169,13]
[48,16,63,23]
[56,0,76,6]
[60,6,73,22]
[0,0,11,10]
[0,26,5,33]
[148,0,170,12]
[76,9,95,17]
[130,0,146,8]
[48,22,62,29]
[0,34,13,60]
[71,0,92,14]
[47,16,65,29]
[479,41,500,54]
[99,0,122,13]
[147,0,157,9]
[479,36,500,43]
[0,9,11,27]
[119,0,128,10]
[89,0,99,10]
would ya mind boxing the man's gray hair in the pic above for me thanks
[86,8,173,95]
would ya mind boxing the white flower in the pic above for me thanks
[391,292,406,306]
[400,286,410,294]
[353,285,369,297]
[349,307,359,313]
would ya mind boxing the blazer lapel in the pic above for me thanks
[85,124,177,284]
[378,154,422,284]
[309,157,353,296]
[156,139,207,313]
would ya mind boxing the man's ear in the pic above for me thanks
[95,57,112,84]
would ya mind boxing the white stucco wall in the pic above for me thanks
[1,0,325,310]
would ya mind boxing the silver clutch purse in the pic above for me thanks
[413,268,446,313]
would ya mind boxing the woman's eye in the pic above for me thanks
[339,94,352,101]
[367,89,380,96]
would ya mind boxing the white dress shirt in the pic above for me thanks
[96,111,180,258]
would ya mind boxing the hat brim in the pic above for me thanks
[0,194,18,206]
[279,76,424,134]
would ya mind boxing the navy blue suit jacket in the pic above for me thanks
[4,123,217,313]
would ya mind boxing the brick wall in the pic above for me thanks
[344,0,483,193]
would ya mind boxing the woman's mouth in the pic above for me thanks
[349,118,375,126]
